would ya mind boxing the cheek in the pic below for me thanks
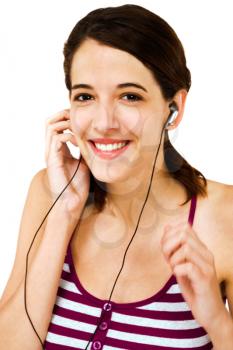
[114,104,144,135]
[70,104,148,139]
[140,110,162,148]
[70,108,92,137]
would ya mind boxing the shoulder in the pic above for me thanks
[196,178,232,229]
[204,178,232,231]
[194,178,233,277]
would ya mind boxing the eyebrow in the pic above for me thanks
[71,82,148,93]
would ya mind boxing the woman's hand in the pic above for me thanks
[160,221,227,333]
[44,108,90,216]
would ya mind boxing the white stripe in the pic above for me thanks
[46,332,92,349]
[167,284,181,294]
[63,263,70,273]
[55,296,101,317]
[59,278,82,294]
[111,312,201,330]
[137,301,191,312]
[50,314,95,334]
[107,329,211,348]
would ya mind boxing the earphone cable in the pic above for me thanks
[24,114,172,349]
[24,157,82,349]
[84,122,167,349]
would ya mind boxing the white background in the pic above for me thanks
[0,0,232,306]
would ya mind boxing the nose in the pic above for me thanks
[92,103,120,133]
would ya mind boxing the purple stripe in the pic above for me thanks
[104,336,213,350]
[55,286,198,323]
[59,272,192,305]
[46,318,211,348]
[44,337,213,350]
[55,287,199,323]
[61,270,72,279]
[108,319,208,338]
[47,306,207,340]
[47,323,90,341]
[48,315,207,340]
[57,283,191,312]
[44,340,84,350]
[55,287,208,331]
[51,303,98,325]
[43,193,212,350]
[188,194,197,226]
[50,293,210,340]
[117,307,197,321]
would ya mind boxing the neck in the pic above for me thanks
[103,150,187,231]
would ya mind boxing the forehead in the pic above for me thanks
[70,39,159,90]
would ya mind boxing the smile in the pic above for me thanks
[88,140,131,159]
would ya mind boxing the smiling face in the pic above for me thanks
[69,38,170,183]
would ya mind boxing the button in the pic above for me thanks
[93,340,102,349]
[99,321,108,330]
[103,302,112,311]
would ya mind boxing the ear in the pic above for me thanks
[166,89,188,130]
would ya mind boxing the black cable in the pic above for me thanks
[24,117,169,349]
[24,157,82,349]
[84,121,167,349]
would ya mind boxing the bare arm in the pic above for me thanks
[0,200,84,350]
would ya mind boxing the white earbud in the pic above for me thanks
[165,102,179,129]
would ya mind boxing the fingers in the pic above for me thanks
[162,223,208,260]
[161,223,214,277]
[45,120,71,153]
[173,261,201,283]
[50,133,78,154]
[45,109,70,125]
[45,109,71,146]
[168,240,209,276]
[162,228,210,264]
[45,110,76,162]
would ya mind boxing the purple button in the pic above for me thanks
[99,321,108,330]
[103,302,112,311]
[93,340,102,349]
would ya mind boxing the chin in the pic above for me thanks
[91,164,131,183]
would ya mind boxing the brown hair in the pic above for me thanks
[63,4,207,211]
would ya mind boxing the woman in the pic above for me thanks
[0,4,233,350]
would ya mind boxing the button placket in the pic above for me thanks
[103,302,112,311]
[91,302,113,349]
[92,340,102,349]
[99,321,108,330]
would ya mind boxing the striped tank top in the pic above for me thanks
[44,195,221,349]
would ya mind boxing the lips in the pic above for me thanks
[89,138,130,144]
[87,139,131,159]
[89,140,130,147]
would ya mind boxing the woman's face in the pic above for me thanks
[69,38,170,183]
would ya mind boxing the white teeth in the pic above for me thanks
[94,142,128,151]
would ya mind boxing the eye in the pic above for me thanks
[72,93,143,103]
[73,93,93,102]
[121,93,142,102]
